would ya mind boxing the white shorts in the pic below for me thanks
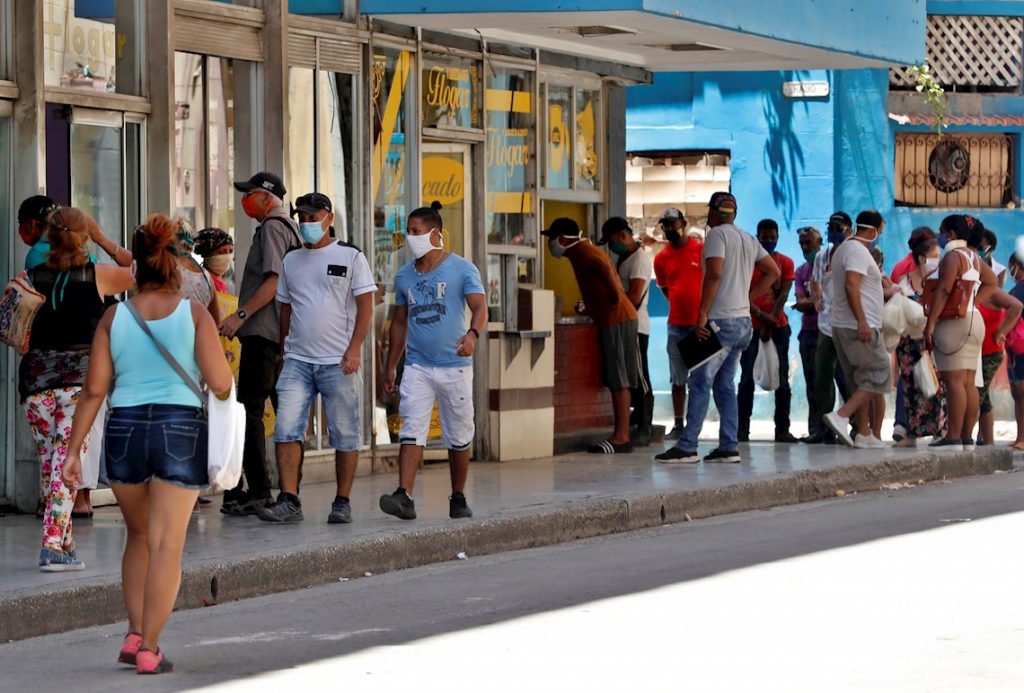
[398,364,475,450]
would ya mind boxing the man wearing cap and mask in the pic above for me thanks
[257,192,375,524]
[656,192,780,464]
[220,171,301,516]
[545,217,641,454]
[597,216,654,446]
[653,207,704,440]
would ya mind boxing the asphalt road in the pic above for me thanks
[3,471,1024,692]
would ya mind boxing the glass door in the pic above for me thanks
[70,117,124,257]
[422,142,472,258]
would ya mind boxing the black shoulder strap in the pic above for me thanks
[121,300,205,405]
[263,211,302,249]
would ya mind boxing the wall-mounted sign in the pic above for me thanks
[782,81,830,98]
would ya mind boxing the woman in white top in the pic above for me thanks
[923,215,998,450]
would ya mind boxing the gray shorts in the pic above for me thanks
[599,320,640,391]
[832,326,892,394]
[666,324,694,386]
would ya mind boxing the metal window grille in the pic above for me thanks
[891,15,1024,90]
[894,132,1014,208]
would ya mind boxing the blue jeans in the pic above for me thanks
[677,317,753,452]
[274,358,362,451]
[105,404,208,489]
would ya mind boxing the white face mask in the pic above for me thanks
[922,257,940,277]
[205,253,233,275]
[548,236,580,258]
[407,229,442,259]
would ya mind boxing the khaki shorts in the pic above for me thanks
[833,326,892,394]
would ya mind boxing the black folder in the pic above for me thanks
[678,323,724,371]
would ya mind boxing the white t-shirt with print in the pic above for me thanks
[616,248,653,335]
[829,238,884,330]
[276,241,377,364]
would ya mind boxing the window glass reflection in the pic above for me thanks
[43,0,144,95]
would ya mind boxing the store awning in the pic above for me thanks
[360,1,925,71]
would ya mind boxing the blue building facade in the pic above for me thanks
[627,0,1024,427]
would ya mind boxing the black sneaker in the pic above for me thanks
[449,492,473,519]
[704,448,742,463]
[379,488,417,520]
[655,448,700,464]
[256,494,303,523]
[327,496,352,524]
[737,431,750,443]
[775,431,799,444]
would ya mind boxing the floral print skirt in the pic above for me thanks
[897,336,947,439]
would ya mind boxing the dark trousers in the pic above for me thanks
[630,333,654,433]
[233,335,280,501]
[814,332,851,420]
[738,325,792,438]
[798,328,826,437]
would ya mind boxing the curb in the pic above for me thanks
[1,448,1013,642]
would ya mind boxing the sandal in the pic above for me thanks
[136,648,173,675]
[118,632,143,665]
[587,440,633,454]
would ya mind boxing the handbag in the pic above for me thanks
[122,300,244,492]
[0,271,45,354]
[921,249,975,319]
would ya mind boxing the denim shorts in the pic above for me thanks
[273,358,362,451]
[105,404,208,489]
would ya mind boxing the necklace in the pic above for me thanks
[416,251,447,275]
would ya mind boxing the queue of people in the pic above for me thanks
[9,177,1024,673]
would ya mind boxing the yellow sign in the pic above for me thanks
[425,66,472,112]
[548,103,568,173]
[422,156,465,207]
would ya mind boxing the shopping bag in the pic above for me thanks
[913,352,939,400]
[207,381,245,493]
[882,293,907,353]
[0,272,45,354]
[753,338,780,391]
[80,398,108,490]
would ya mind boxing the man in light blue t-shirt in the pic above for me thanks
[380,202,487,521]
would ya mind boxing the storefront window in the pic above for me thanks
[42,0,145,95]
[545,85,571,189]
[0,112,10,495]
[174,52,235,234]
[576,88,600,191]
[288,67,317,198]
[422,53,479,130]
[319,71,359,241]
[0,0,11,81]
[485,65,534,247]
[71,122,123,255]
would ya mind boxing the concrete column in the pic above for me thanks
[146,0,175,213]
[605,83,626,216]
[262,0,288,182]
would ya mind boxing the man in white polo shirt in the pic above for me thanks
[257,192,376,524]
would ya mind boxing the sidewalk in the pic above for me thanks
[0,442,1015,641]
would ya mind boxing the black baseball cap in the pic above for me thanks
[18,195,58,224]
[597,216,631,245]
[540,217,582,238]
[828,211,852,228]
[293,192,333,215]
[659,208,685,225]
[708,192,737,213]
[233,171,287,199]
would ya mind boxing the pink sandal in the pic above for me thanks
[118,632,143,665]
[136,647,173,675]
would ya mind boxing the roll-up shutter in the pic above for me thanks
[289,33,317,69]
[318,40,361,75]
[174,0,264,62]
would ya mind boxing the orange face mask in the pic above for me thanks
[241,192,269,220]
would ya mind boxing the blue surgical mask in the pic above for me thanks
[827,229,846,246]
[760,240,777,255]
[299,221,325,245]
[937,232,949,249]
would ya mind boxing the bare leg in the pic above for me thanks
[274,442,302,496]
[838,389,875,437]
[140,480,199,652]
[1012,383,1024,446]
[672,385,686,419]
[398,444,424,494]
[962,370,981,441]
[110,483,150,635]
[74,488,92,514]
[610,388,631,444]
[870,394,885,439]
[448,448,470,494]
[335,450,358,498]
[980,410,995,445]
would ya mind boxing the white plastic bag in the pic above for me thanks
[80,398,107,490]
[902,295,927,339]
[206,382,245,492]
[882,293,908,352]
[753,338,780,391]
[913,352,939,400]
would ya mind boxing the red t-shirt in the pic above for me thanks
[980,303,1006,355]
[751,252,795,330]
[654,239,704,327]
[891,252,916,283]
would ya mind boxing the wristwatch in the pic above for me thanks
[237,309,247,320]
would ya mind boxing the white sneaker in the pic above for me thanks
[864,434,888,449]
[823,412,853,447]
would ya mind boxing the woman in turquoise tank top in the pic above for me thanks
[61,214,233,675]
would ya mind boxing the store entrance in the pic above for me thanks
[45,105,144,254]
